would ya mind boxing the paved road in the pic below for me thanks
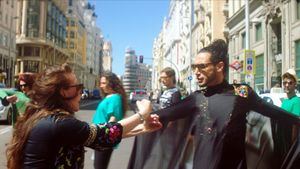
[0,99,134,169]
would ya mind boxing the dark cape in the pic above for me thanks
[127,81,300,169]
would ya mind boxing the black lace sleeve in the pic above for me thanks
[84,122,123,150]
[55,117,123,150]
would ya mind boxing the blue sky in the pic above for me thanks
[89,0,170,76]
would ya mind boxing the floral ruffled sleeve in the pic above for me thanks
[84,122,123,150]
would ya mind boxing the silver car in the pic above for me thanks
[0,100,13,124]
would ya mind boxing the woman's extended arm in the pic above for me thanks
[119,100,162,138]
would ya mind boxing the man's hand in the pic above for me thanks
[6,95,18,104]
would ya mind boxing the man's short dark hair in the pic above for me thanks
[161,67,176,84]
[199,39,228,73]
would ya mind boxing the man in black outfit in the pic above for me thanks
[129,39,300,169]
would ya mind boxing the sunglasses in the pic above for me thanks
[64,83,84,93]
[20,84,28,87]
[283,81,295,85]
[191,63,214,71]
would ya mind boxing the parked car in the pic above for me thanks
[129,89,149,103]
[0,100,13,124]
[246,92,300,168]
[91,88,101,99]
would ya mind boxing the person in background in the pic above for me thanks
[0,73,36,124]
[128,67,186,169]
[272,69,300,167]
[18,73,36,95]
[6,63,162,169]
[92,71,127,169]
[158,67,181,109]
[281,69,300,117]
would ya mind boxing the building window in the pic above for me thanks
[297,0,300,20]
[70,42,74,49]
[24,60,39,73]
[69,0,73,6]
[254,54,264,91]
[70,31,75,38]
[255,23,262,42]
[241,32,246,49]
[27,0,40,38]
[296,40,300,83]
[70,20,75,26]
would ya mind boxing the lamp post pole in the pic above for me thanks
[8,16,19,87]
[9,16,19,126]
[189,0,194,94]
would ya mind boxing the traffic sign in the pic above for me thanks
[244,50,255,75]
[188,76,192,81]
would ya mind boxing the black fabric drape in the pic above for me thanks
[127,82,300,169]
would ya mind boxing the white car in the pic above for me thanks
[129,89,149,103]
[0,100,13,124]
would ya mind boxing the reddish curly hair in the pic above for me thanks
[18,72,36,90]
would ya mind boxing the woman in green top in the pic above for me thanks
[92,71,128,169]
[0,73,36,124]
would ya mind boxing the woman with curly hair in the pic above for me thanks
[92,71,129,169]
[6,64,162,169]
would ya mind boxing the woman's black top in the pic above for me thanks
[22,114,123,169]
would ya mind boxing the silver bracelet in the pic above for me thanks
[136,112,145,123]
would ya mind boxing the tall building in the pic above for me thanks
[102,41,112,72]
[123,48,151,95]
[64,0,87,84]
[0,0,17,86]
[152,0,228,93]
[82,1,103,89]
[15,0,69,75]
[227,0,300,91]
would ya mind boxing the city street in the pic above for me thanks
[0,99,134,169]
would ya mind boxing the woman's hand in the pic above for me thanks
[136,99,152,119]
[126,114,162,137]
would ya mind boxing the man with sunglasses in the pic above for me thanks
[272,69,300,167]
[148,39,300,169]
[281,69,300,117]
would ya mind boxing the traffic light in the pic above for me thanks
[139,55,143,63]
